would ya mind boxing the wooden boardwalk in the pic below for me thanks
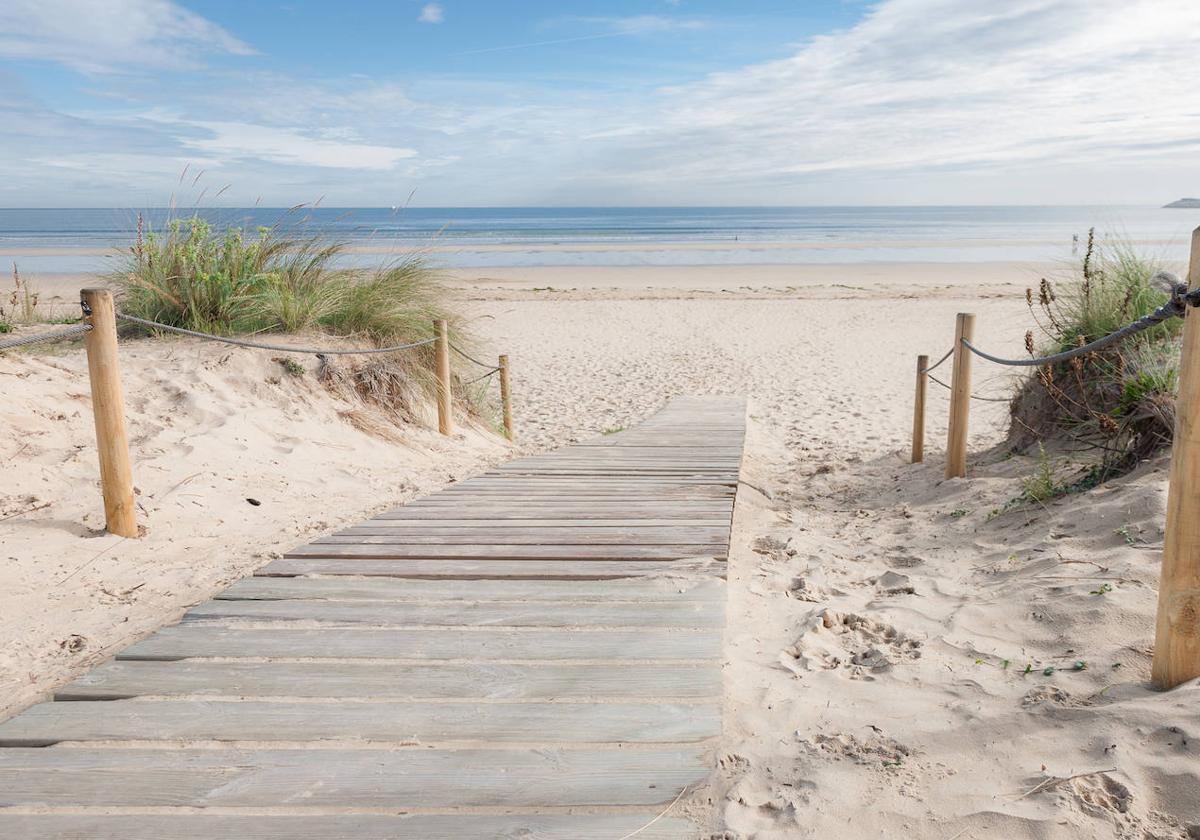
[0,396,746,839]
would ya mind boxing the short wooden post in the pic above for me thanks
[1152,226,1200,689]
[81,288,138,537]
[434,319,453,436]
[912,354,928,463]
[944,312,975,479]
[498,354,514,441]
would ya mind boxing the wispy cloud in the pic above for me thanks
[575,15,707,35]
[0,0,254,73]
[457,13,707,55]
[418,3,445,24]
[176,120,417,170]
[569,0,1200,201]
[3,0,1200,205]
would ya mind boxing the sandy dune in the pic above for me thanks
[1,261,1195,838]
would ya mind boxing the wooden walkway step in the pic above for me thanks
[0,395,747,839]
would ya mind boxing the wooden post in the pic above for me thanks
[498,354,514,441]
[1153,226,1200,689]
[81,288,138,537]
[434,319,453,436]
[912,354,928,463]
[944,312,975,479]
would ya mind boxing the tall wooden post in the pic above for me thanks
[498,354,514,441]
[912,354,928,463]
[1153,226,1200,689]
[944,313,975,479]
[81,288,138,537]
[434,319,453,436]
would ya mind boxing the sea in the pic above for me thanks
[2,206,1198,274]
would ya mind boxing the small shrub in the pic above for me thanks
[112,212,482,422]
[3,263,39,327]
[1010,229,1180,475]
[274,357,305,377]
[1021,444,1065,502]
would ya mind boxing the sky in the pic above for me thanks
[1,0,1199,207]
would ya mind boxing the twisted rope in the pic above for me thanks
[927,373,1012,403]
[920,346,954,374]
[962,271,1193,367]
[0,323,92,351]
[465,366,501,385]
[449,340,495,368]
[116,314,437,355]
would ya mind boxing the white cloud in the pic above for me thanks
[572,0,1200,201]
[5,0,1200,205]
[583,15,707,35]
[0,0,254,73]
[418,4,444,24]
[179,121,417,170]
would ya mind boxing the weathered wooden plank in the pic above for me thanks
[117,625,724,661]
[363,517,732,526]
[431,492,734,500]
[401,501,732,508]
[284,543,722,561]
[0,699,721,746]
[445,474,739,481]
[183,598,724,627]
[331,527,730,543]
[0,396,744,833]
[256,558,726,579]
[372,508,729,520]
[221,576,726,602]
[374,509,732,521]
[0,747,707,807]
[56,660,722,700]
[0,814,700,840]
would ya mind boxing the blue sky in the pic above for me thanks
[1,0,1199,207]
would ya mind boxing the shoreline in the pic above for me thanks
[1,237,1183,256]
[21,260,1058,304]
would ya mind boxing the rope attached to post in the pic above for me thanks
[114,313,437,355]
[0,323,93,351]
[962,271,1198,368]
[926,373,1012,403]
[448,340,496,369]
[464,366,501,385]
[920,346,955,374]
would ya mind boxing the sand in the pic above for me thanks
[2,260,1196,838]
[0,340,507,719]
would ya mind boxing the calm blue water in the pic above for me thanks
[2,206,1198,272]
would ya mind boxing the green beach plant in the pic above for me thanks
[111,212,481,422]
[2,263,40,329]
[1009,229,1181,476]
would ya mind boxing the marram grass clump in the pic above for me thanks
[112,213,481,422]
[1009,229,1180,478]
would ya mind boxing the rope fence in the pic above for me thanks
[449,340,497,369]
[2,289,517,544]
[115,313,438,355]
[465,366,502,385]
[925,372,1012,403]
[907,232,1200,691]
[0,322,92,351]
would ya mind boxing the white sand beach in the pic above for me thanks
[1,260,1195,838]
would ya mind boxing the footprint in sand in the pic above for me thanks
[1071,772,1132,817]
[783,610,922,678]
[806,731,913,769]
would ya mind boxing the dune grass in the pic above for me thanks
[111,213,484,422]
[1010,229,1180,478]
[1,264,41,333]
